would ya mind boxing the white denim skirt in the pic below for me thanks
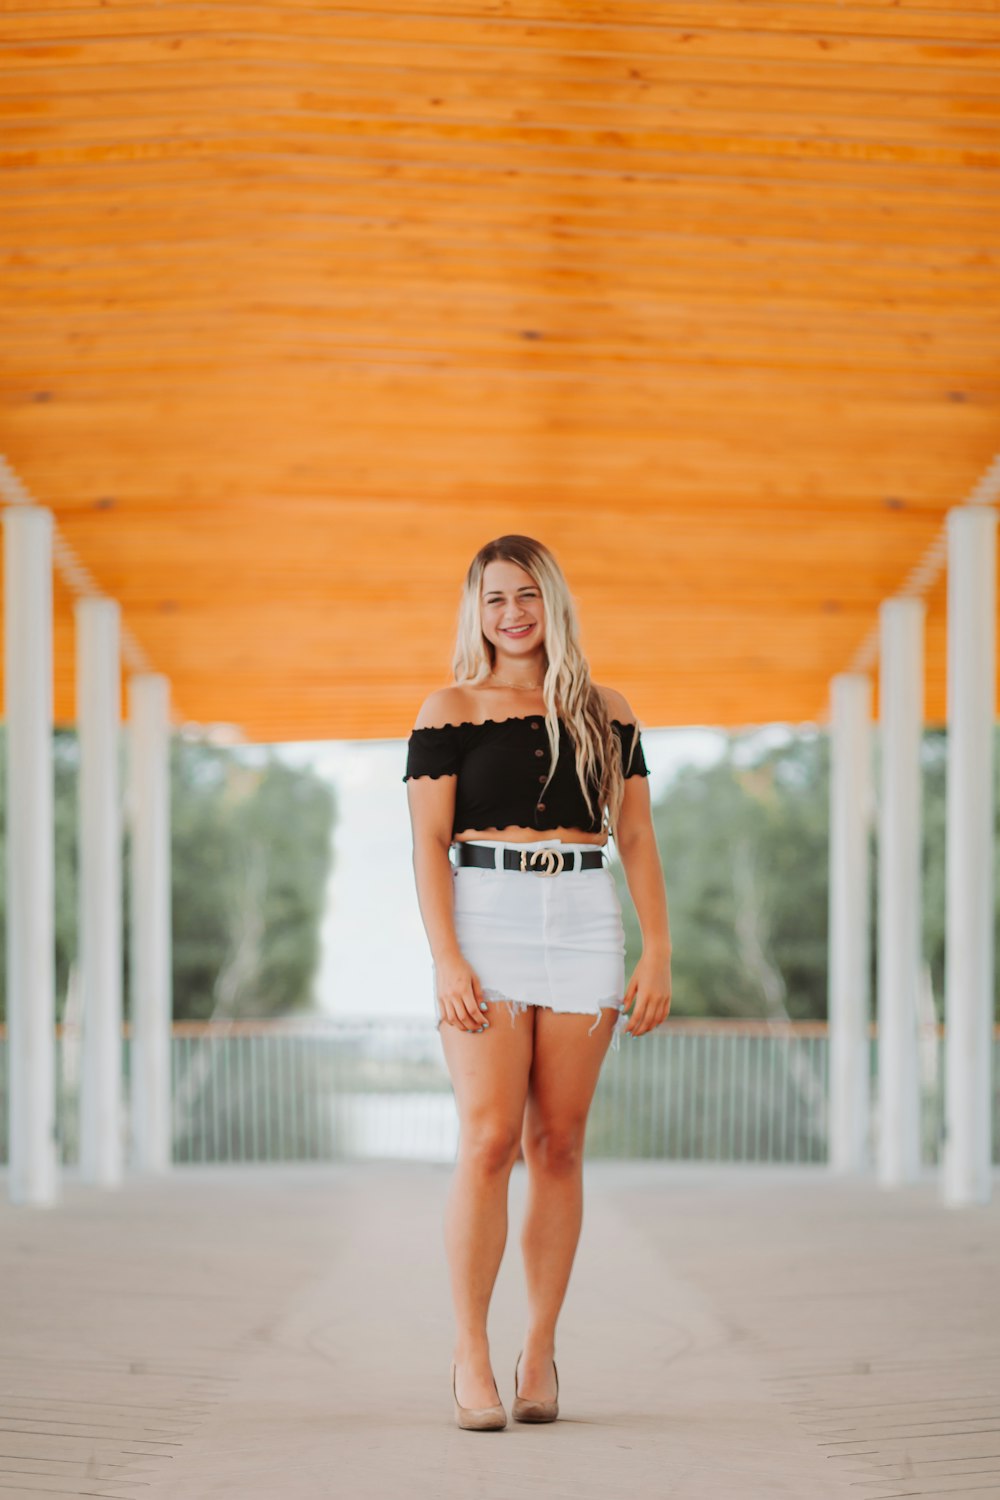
[431,837,630,1050]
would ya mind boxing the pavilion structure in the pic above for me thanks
[1,1,998,1208]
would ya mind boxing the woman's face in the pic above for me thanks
[480,558,546,666]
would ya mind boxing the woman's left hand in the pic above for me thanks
[622,949,672,1036]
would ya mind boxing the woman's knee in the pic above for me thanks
[523,1120,586,1175]
[459,1118,522,1174]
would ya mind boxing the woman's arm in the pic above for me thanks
[407,778,463,968]
[598,685,673,1036]
[616,775,672,959]
[405,691,488,1032]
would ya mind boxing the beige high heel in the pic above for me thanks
[512,1348,559,1423]
[451,1360,507,1431]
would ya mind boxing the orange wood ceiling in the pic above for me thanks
[1,0,998,741]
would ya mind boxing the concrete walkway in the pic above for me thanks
[1,1161,998,1499]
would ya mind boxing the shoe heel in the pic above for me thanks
[451,1360,507,1431]
[511,1348,559,1423]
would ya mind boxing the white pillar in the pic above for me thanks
[128,674,172,1173]
[3,507,58,1206]
[828,673,873,1174]
[76,598,123,1186]
[876,597,925,1186]
[943,506,996,1207]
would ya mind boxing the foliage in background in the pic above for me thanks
[0,730,337,1024]
[615,731,833,1020]
[0,730,81,1018]
[615,725,1000,1023]
[168,739,337,1021]
[1,723,997,1027]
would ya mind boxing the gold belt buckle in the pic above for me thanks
[520,847,565,876]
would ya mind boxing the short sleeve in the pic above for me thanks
[614,720,650,779]
[402,724,462,782]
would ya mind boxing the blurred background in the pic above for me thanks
[1,0,998,1174]
[1,716,993,1166]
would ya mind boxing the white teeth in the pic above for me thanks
[504,625,532,634]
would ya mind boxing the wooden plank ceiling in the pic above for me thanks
[1,0,999,741]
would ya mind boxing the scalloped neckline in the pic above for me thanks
[412,714,636,731]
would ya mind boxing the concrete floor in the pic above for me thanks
[1,1160,998,1499]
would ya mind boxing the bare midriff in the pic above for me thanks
[454,827,607,847]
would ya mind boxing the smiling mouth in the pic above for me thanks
[502,624,535,636]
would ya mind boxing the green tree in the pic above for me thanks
[636,735,834,1019]
[0,729,82,1023]
[166,741,337,1020]
[615,724,999,1023]
[0,729,337,1024]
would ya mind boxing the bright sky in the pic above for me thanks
[274,726,736,1021]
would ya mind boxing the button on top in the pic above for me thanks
[538,774,546,783]
[537,802,546,811]
[534,748,544,757]
[530,721,540,730]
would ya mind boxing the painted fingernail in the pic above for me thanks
[479,1001,488,1011]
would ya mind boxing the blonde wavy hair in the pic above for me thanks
[450,534,641,840]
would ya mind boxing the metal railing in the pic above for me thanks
[2,1017,998,1167]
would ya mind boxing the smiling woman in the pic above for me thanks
[403,533,672,1430]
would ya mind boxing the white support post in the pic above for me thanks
[828,673,873,1174]
[3,507,58,1207]
[876,597,925,1186]
[943,505,996,1207]
[128,674,172,1174]
[76,597,124,1187]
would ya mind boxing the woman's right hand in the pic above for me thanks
[435,949,490,1032]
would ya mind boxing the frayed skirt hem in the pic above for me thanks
[436,986,631,1051]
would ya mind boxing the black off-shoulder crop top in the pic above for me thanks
[403,713,650,838]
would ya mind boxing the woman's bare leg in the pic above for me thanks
[439,1000,534,1408]
[517,1004,617,1400]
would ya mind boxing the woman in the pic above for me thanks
[403,534,672,1431]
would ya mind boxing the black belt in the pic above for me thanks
[454,842,606,875]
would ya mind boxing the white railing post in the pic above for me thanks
[943,505,996,1207]
[3,506,58,1206]
[77,597,124,1186]
[876,597,924,1185]
[128,674,173,1173]
[828,673,873,1174]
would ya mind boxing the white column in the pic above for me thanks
[828,673,873,1174]
[943,506,996,1207]
[876,597,925,1186]
[3,507,58,1206]
[128,674,172,1173]
[76,598,123,1186]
